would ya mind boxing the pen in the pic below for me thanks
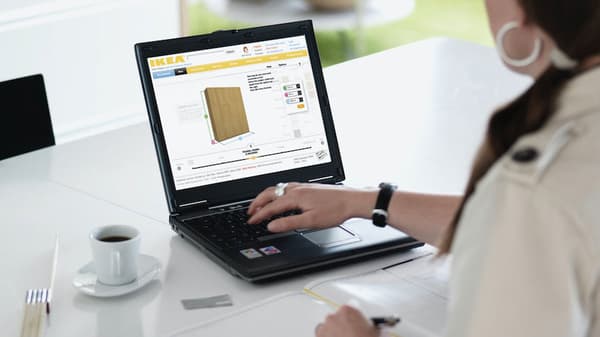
[371,316,401,328]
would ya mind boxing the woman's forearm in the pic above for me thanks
[345,189,462,247]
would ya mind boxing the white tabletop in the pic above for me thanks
[201,0,414,31]
[0,37,531,336]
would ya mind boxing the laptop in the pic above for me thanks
[135,20,422,281]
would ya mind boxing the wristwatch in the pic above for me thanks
[372,182,397,227]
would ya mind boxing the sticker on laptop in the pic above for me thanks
[240,248,262,259]
[259,246,281,255]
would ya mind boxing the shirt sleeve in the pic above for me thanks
[445,177,594,337]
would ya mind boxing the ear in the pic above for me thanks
[485,0,527,36]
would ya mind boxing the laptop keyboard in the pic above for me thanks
[184,208,300,249]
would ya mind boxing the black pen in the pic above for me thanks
[371,316,401,328]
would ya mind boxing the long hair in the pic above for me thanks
[438,0,600,254]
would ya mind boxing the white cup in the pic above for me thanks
[89,225,141,286]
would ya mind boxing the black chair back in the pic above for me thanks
[0,74,55,160]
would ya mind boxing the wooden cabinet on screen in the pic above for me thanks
[204,87,250,142]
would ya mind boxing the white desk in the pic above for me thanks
[0,38,530,336]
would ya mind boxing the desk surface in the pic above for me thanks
[0,38,530,336]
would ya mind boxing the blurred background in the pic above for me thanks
[0,0,491,147]
[185,0,492,66]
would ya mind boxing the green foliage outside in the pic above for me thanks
[187,0,493,66]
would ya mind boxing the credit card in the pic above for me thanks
[181,294,233,310]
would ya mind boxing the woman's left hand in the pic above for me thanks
[315,305,379,337]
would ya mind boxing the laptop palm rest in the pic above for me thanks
[301,226,361,248]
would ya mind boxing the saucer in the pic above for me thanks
[73,254,161,298]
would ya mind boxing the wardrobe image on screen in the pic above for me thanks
[204,87,250,142]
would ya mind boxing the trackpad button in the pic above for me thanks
[302,227,360,248]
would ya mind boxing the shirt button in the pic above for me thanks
[512,147,539,163]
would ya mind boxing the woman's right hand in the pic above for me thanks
[247,183,376,233]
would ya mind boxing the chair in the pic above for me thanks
[0,74,55,160]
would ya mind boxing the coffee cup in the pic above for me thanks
[89,225,141,286]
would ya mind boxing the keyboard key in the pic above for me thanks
[184,208,301,249]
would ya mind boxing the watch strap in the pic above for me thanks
[372,183,396,227]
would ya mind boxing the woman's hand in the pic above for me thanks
[247,183,375,232]
[315,305,379,337]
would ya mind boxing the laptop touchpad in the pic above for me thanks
[302,226,360,248]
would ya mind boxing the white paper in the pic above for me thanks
[168,251,448,337]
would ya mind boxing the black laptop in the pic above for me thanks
[135,20,422,281]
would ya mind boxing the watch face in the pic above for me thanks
[373,213,387,227]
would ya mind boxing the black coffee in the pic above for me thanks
[99,236,131,242]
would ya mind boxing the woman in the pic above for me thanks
[248,0,600,336]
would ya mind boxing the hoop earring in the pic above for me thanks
[496,21,542,67]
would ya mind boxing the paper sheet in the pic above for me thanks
[169,292,332,337]
[168,252,448,337]
[306,263,447,337]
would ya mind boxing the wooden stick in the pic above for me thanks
[28,303,38,337]
[20,303,32,337]
[33,302,44,337]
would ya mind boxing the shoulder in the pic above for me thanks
[448,113,600,336]
[473,110,600,258]
[494,112,600,187]
[447,78,600,337]
[496,67,600,189]
[498,110,600,204]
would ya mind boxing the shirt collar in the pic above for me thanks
[553,66,600,122]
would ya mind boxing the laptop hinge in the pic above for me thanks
[308,175,334,183]
[209,198,255,210]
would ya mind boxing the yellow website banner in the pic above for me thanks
[187,50,308,74]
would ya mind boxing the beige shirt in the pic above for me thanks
[447,67,600,337]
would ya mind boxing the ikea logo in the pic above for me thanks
[149,55,185,68]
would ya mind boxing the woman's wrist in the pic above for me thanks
[342,188,379,220]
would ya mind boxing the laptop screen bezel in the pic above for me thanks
[135,21,345,213]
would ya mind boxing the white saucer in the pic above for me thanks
[73,254,161,298]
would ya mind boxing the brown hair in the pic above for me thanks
[438,0,600,254]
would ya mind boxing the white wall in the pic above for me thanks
[0,0,180,143]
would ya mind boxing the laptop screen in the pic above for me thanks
[147,35,332,191]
